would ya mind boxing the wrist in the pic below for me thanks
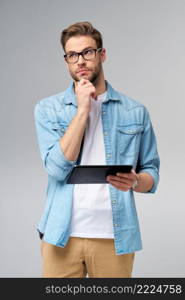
[76,108,89,119]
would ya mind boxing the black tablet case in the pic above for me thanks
[66,165,133,184]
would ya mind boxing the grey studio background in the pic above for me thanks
[0,0,185,277]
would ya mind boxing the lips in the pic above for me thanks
[77,69,89,74]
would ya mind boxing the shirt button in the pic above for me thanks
[114,224,118,227]
[112,200,116,204]
[102,111,106,114]
[106,154,111,158]
[104,131,108,135]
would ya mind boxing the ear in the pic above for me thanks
[100,48,106,63]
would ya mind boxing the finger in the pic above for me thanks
[116,172,135,179]
[84,83,93,88]
[109,180,130,191]
[107,176,130,185]
[108,174,132,182]
[79,79,90,85]
[91,91,96,98]
[131,169,136,175]
[109,179,131,189]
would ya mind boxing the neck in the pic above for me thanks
[93,75,106,96]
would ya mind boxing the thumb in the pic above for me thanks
[131,168,139,181]
[131,168,136,175]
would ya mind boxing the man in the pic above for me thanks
[34,21,160,278]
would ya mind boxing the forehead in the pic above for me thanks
[65,35,97,52]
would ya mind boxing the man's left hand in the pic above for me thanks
[106,169,139,191]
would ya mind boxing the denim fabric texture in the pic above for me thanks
[34,81,160,255]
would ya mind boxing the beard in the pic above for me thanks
[69,63,102,85]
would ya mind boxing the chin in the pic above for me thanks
[79,74,91,81]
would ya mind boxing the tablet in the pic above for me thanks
[66,165,133,184]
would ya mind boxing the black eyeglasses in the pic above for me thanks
[64,48,102,64]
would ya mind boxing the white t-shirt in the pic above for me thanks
[69,92,114,238]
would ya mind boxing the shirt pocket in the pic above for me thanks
[117,124,143,157]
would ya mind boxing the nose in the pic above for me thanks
[78,53,86,64]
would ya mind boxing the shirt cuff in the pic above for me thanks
[50,140,77,169]
[138,168,159,193]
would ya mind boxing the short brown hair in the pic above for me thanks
[60,21,103,52]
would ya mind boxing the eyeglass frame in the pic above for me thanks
[64,47,102,64]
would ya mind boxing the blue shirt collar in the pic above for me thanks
[63,80,121,107]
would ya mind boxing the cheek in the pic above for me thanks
[68,64,73,71]
[68,65,76,74]
[92,61,102,73]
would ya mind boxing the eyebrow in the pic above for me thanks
[66,46,93,54]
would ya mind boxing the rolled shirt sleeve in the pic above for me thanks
[34,103,76,182]
[136,107,160,193]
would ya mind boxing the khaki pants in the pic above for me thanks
[41,237,135,278]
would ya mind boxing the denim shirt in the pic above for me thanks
[34,81,160,255]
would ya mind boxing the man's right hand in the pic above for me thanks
[60,79,95,161]
[75,79,96,114]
